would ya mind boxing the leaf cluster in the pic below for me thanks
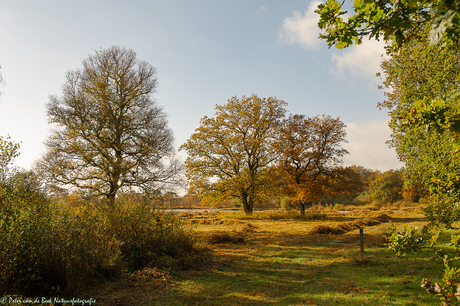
[388,225,460,305]
[386,223,423,256]
[316,0,460,52]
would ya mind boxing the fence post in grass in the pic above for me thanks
[359,228,364,253]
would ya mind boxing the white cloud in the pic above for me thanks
[278,1,322,50]
[278,3,387,83]
[342,119,404,171]
[331,38,387,82]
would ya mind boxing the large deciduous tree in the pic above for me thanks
[38,46,180,207]
[180,94,287,215]
[316,2,460,295]
[274,114,355,214]
[380,29,460,224]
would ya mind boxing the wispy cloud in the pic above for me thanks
[278,1,322,50]
[342,119,404,171]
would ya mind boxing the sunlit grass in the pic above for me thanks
[98,206,440,305]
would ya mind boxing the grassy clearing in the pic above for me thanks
[81,208,445,306]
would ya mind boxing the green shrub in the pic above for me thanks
[424,194,460,229]
[0,172,121,296]
[386,223,423,257]
[0,174,209,296]
[108,198,208,271]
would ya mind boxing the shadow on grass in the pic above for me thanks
[145,233,443,306]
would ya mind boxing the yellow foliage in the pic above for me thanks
[180,94,287,214]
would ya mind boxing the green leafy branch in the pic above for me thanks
[316,0,460,52]
[387,224,460,304]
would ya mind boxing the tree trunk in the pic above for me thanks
[107,192,116,208]
[248,196,254,213]
[300,202,305,215]
[107,170,120,215]
[107,191,117,225]
[108,150,122,210]
[241,191,253,215]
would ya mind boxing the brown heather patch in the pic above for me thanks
[308,213,391,235]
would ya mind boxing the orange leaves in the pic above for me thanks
[275,114,350,204]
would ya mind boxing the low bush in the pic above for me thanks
[0,172,121,296]
[0,172,209,296]
[108,198,210,271]
[369,201,387,210]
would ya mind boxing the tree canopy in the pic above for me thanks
[316,0,460,51]
[274,114,357,214]
[366,169,404,203]
[37,46,180,207]
[380,28,460,223]
[180,94,287,214]
[181,96,360,214]
[381,28,460,190]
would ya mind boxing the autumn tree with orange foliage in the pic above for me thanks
[180,94,286,215]
[275,114,360,214]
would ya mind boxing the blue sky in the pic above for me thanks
[0,0,404,173]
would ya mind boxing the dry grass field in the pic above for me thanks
[81,205,448,306]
